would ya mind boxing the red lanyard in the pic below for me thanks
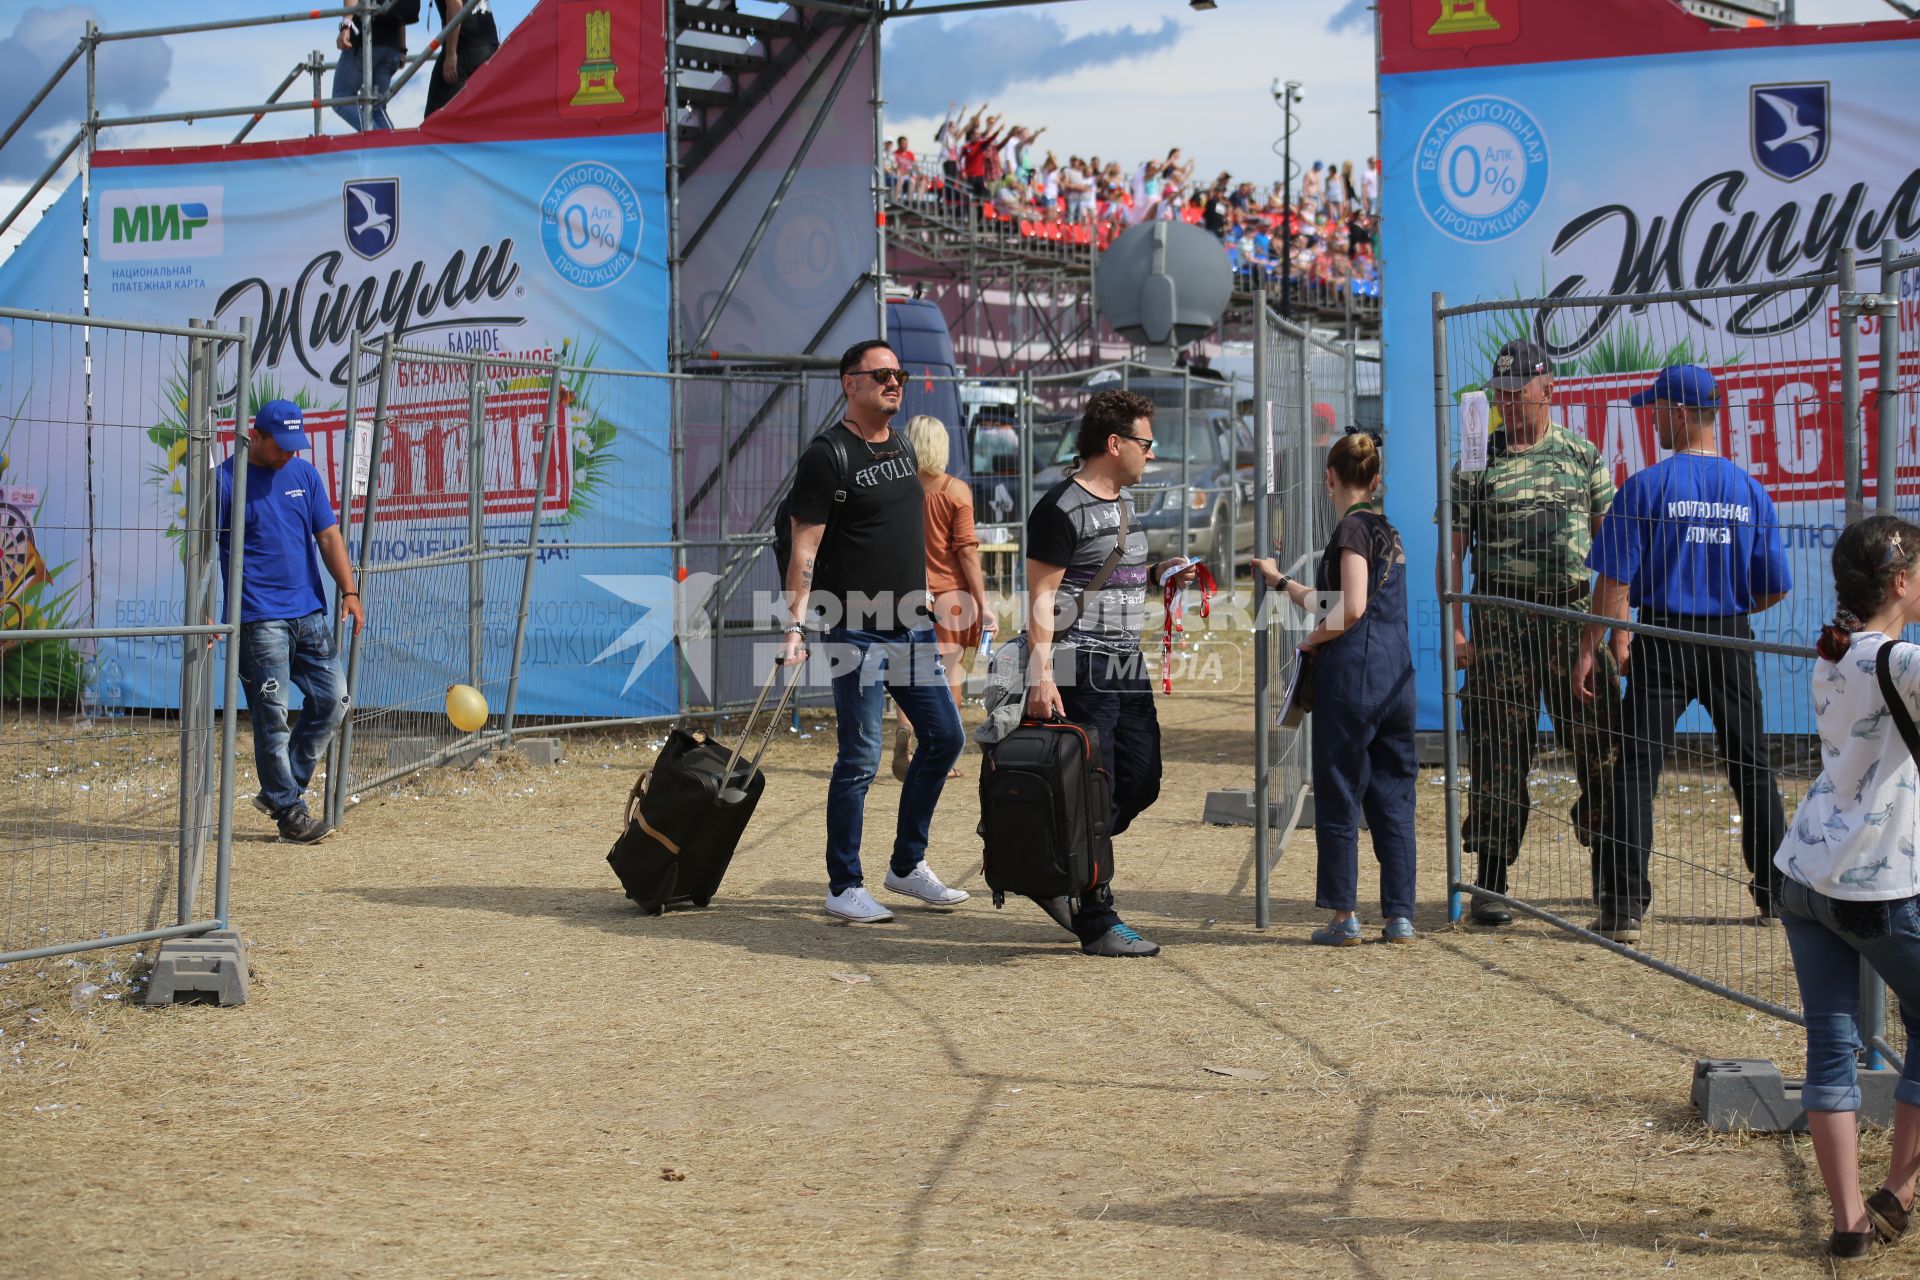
[1161,562,1217,693]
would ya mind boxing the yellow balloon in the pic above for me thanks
[446,683,489,732]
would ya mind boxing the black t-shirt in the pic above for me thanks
[790,423,927,630]
[1203,198,1227,236]
[1316,508,1398,593]
[435,0,501,54]
[351,1,412,51]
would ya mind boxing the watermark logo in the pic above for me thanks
[1751,82,1829,184]
[1413,95,1549,244]
[344,178,400,261]
[99,186,223,261]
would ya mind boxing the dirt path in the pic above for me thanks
[0,683,1901,1278]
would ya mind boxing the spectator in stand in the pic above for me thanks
[333,0,408,132]
[1203,179,1230,237]
[1039,153,1061,223]
[1301,160,1323,215]
[1063,157,1093,224]
[1340,161,1358,219]
[1362,156,1379,216]
[425,0,499,119]
[893,135,923,200]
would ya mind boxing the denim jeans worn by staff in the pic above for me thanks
[240,610,347,820]
[1779,877,1920,1113]
[823,627,965,893]
[332,43,406,131]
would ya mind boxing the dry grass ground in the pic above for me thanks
[1,676,1911,1278]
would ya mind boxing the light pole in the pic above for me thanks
[1272,79,1302,320]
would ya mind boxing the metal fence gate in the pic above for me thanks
[1249,300,1347,927]
[1434,246,1915,1068]
[1,307,251,964]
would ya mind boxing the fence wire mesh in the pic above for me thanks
[328,345,556,812]
[2,311,242,961]
[1436,249,1913,1063]
[1258,309,1338,880]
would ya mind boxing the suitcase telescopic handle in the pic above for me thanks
[748,657,804,773]
[723,656,803,780]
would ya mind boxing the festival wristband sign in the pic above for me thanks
[1379,0,1920,732]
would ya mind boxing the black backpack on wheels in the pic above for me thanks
[978,718,1114,909]
[606,658,800,914]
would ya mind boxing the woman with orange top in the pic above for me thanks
[894,415,992,780]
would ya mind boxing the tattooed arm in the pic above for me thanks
[782,518,826,665]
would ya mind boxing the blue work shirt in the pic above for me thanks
[1587,453,1790,616]
[215,455,337,623]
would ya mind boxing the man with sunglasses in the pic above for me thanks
[1023,389,1200,956]
[781,339,969,924]
[1446,339,1622,926]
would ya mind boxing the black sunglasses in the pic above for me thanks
[1344,424,1383,447]
[847,367,906,387]
[1115,433,1156,451]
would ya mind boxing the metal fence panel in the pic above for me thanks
[1433,253,1912,1061]
[1,310,243,962]
[1251,305,1340,924]
[329,344,554,807]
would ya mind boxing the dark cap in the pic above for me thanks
[1487,340,1553,391]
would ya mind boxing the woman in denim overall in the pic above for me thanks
[1254,431,1418,945]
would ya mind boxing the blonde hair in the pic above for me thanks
[905,414,950,476]
[1327,432,1381,490]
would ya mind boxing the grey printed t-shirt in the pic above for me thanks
[1026,476,1151,655]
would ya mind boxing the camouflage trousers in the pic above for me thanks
[1459,597,1621,891]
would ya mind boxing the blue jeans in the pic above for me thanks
[239,611,347,819]
[332,44,405,131]
[1779,877,1920,1112]
[822,627,964,893]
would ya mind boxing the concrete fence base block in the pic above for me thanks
[386,737,437,770]
[1202,788,1283,828]
[1201,788,1345,829]
[1691,1058,1900,1132]
[143,929,249,1007]
[386,737,495,770]
[509,738,562,766]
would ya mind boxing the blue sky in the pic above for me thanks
[0,0,1905,257]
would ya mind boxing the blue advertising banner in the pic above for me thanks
[0,132,674,719]
[1379,1,1920,732]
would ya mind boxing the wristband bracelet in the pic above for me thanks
[783,624,806,636]
[343,592,360,599]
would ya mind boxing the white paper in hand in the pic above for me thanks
[1460,391,1490,473]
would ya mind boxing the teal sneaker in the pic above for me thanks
[1311,915,1363,947]
[1382,917,1416,943]
[1081,923,1160,957]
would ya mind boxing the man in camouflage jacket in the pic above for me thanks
[1444,340,1621,926]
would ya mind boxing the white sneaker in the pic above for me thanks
[825,886,895,924]
[883,861,971,907]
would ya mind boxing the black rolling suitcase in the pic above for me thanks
[607,659,800,914]
[978,718,1113,909]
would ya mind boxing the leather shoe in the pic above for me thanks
[1867,1187,1911,1243]
[1470,898,1513,926]
[1829,1227,1877,1260]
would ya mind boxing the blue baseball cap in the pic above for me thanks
[1629,364,1718,408]
[252,399,310,450]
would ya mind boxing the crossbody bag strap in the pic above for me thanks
[1876,641,1920,766]
[1083,495,1133,597]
